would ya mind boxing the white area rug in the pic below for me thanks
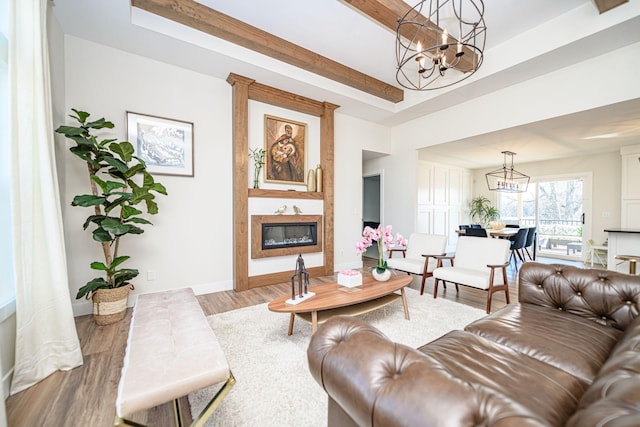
[189,287,485,427]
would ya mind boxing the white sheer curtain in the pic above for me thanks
[9,0,83,394]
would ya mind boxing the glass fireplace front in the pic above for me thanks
[262,222,317,250]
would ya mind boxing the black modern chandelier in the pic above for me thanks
[485,151,530,193]
[396,0,486,91]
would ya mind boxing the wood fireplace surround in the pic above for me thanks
[228,73,338,291]
[251,215,323,259]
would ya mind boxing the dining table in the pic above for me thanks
[456,227,537,260]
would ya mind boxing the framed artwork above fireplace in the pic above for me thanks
[264,115,307,185]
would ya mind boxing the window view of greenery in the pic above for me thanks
[499,179,583,259]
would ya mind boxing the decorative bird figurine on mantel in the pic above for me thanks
[293,205,303,215]
[275,204,287,215]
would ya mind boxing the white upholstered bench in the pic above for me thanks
[114,288,235,426]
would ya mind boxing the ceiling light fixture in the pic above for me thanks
[485,151,530,193]
[396,0,486,91]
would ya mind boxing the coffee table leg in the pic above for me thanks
[311,311,318,333]
[401,288,410,320]
[288,313,295,336]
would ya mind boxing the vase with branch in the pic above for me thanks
[249,147,266,189]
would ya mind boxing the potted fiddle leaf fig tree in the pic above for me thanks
[56,109,167,325]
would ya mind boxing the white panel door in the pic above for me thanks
[433,208,448,235]
[433,167,448,205]
[416,205,432,233]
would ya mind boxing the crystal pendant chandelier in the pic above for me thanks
[396,0,486,90]
[485,151,530,193]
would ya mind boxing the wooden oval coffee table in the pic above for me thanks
[268,274,412,335]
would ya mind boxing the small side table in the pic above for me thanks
[615,255,640,275]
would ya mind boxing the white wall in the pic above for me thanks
[363,147,417,239]
[59,36,393,312]
[63,36,234,314]
[334,113,392,271]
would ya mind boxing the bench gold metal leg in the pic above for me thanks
[113,415,146,427]
[191,371,237,427]
[113,372,236,427]
[174,398,184,427]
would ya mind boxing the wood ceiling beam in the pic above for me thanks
[343,0,477,72]
[592,0,628,14]
[131,0,404,103]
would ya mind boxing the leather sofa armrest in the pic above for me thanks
[307,316,489,426]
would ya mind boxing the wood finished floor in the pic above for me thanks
[6,256,596,427]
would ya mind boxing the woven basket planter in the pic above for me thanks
[92,285,133,325]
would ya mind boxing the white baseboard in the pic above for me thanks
[2,368,12,399]
[190,280,234,296]
[71,280,235,317]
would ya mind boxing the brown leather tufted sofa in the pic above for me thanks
[307,262,640,426]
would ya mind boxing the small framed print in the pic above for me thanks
[126,111,194,177]
[264,115,307,185]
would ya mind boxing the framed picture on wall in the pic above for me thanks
[264,114,307,185]
[126,111,194,176]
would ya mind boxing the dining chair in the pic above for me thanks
[523,226,537,260]
[508,228,529,270]
[465,228,488,237]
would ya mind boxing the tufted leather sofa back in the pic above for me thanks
[519,262,640,331]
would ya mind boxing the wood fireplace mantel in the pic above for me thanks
[228,73,339,291]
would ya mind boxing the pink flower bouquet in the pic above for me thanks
[356,225,407,274]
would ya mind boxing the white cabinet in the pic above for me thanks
[416,161,472,252]
[621,145,640,228]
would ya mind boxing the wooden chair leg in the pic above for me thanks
[433,279,440,299]
[420,273,427,295]
[502,267,510,304]
[486,269,496,314]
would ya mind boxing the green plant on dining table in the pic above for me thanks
[468,196,500,227]
[55,109,167,299]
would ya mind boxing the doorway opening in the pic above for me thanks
[498,174,590,261]
[362,174,382,260]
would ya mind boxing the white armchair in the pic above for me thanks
[433,236,511,313]
[387,233,447,295]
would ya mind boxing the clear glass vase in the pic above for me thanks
[253,165,262,189]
